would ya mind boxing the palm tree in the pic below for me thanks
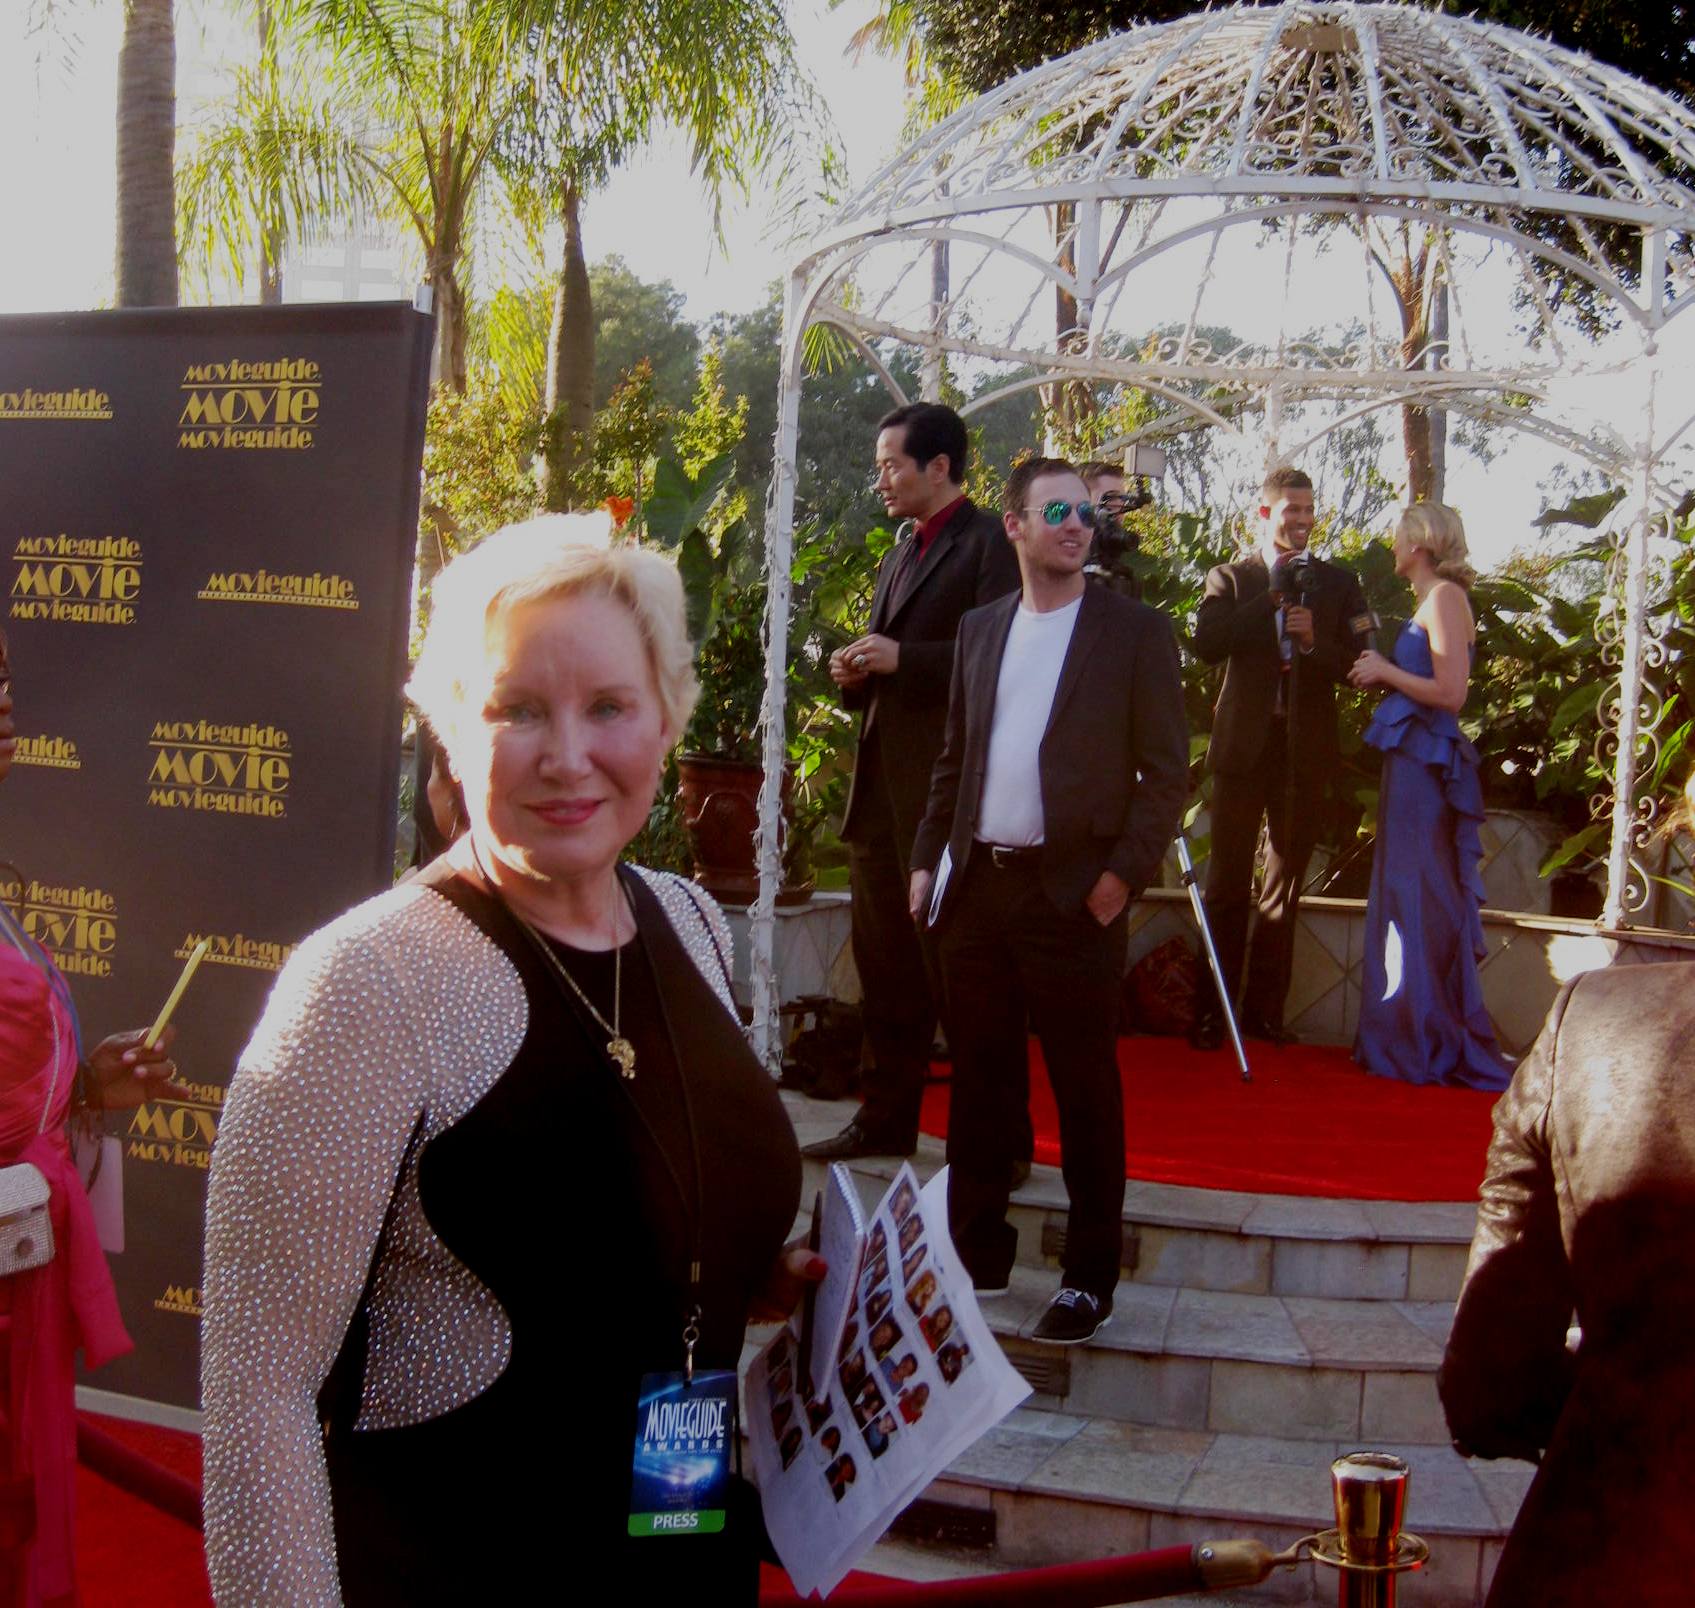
[493,0,812,507]
[116,0,179,305]
[179,0,813,503]
[180,0,534,391]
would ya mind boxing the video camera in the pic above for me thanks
[1085,443,1168,600]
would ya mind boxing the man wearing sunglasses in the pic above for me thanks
[1190,466,1368,1051]
[908,459,1188,1344]
[804,403,1022,1164]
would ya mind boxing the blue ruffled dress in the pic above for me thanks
[1354,623,1513,1090]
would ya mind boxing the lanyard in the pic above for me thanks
[498,868,709,1381]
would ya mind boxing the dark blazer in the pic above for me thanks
[1439,962,1695,1607]
[840,499,1021,848]
[911,585,1189,921]
[1193,552,1366,774]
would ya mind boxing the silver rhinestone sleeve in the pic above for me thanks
[202,885,526,1605]
[633,867,737,1018]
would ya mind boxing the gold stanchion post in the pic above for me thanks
[1307,1451,1430,1607]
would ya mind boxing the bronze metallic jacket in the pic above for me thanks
[1440,959,1695,1606]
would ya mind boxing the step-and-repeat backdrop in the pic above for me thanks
[0,304,432,1411]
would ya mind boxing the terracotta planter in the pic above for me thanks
[675,754,812,907]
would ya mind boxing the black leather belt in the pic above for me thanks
[982,843,1041,869]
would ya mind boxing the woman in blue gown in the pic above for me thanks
[1348,504,1513,1090]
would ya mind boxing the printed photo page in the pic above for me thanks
[747,1164,1030,1598]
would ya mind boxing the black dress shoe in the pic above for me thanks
[1188,1011,1225,1052]
[1240,1016,1299,1046]
[801,1118,915,1161]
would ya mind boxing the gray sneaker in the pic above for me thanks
[1032,1286,1111,1345]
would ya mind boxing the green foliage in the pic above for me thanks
[674,340,750,482]
[576,360,675,513]
[420,378,542,563]
[643,442,879,882]
[588,259,701,415]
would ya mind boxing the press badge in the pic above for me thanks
[627,1369,737,1537]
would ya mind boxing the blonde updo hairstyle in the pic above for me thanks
[1397,502,1476,589]
[407,512,700,760]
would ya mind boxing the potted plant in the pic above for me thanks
[641,453,800,903]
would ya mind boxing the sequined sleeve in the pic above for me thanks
[635,868,737,1017]
[202,895,436,1606]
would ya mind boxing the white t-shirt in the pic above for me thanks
[975,594,1083,846]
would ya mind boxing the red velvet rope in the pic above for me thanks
[75,1415,202,1531]
[759,1545,1206,1606]
[70,1417,1213,1606]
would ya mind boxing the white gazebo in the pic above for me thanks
[746,0,1695,1066]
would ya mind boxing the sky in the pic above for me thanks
[1,2,1685,568]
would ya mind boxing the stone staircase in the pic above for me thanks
[781,1091,1536,1606]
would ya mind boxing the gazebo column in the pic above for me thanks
[1601,229,1668,930]
[750,270,808,1070]
[1601,351,1659,929]
[1263,384,1285,470]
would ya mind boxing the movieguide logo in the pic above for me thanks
[178,356,320,451]
[154,1285,203,1319]
[0,385,112,422]
[13,733,80,770]
[128,1079,223,1172]
[0,873,116,978]
[198,568,359,610]
[11,533,142,626]
[175,930,298,973]
[147,719,290,819]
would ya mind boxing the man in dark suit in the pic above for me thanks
[909,458,1188,1343]
[803,403,1022,1161]
[1191,466,1367,1049]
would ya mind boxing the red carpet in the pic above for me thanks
[70,1416,885,1605]
[75,1414,209,1606]
[918,1037,1500,1201]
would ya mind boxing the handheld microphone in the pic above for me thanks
[1350,611,1382,654]
[1288,550,1316,608]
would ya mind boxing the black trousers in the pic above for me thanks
[937,852,1126,1299]
[1203,718,1326,1028]
[848,814,941,1145]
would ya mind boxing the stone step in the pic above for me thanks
[788,1092,1478,1305]
[982,1264,1454,1444]
[778,1092,1515,1605]
[922,1407,1534,1607]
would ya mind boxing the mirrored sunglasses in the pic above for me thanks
[1025,500,1098,529]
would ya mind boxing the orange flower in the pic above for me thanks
[603,495,636,528]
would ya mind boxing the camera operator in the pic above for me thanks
[1078,461,1145,598]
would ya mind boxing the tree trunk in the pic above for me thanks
[1427,276,1449,503]
[115,0,179,308]
[540,186,595,512]
[1401,400,1433,505]
[1389,232,1432,504]
[1042,202,1093,450]
[430,258,468,394]
[257,0,283,305]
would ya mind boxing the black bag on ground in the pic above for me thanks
[779,998,864,1100]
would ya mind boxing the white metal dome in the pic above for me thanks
[791,0,1695,462]
[840,3,1695,228]
[743,3,1695,1066]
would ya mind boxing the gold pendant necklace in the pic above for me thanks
[514,886,637,1081]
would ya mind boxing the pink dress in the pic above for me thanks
[0,943,130,1607]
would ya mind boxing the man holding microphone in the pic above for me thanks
[1191,467,1367,1050]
